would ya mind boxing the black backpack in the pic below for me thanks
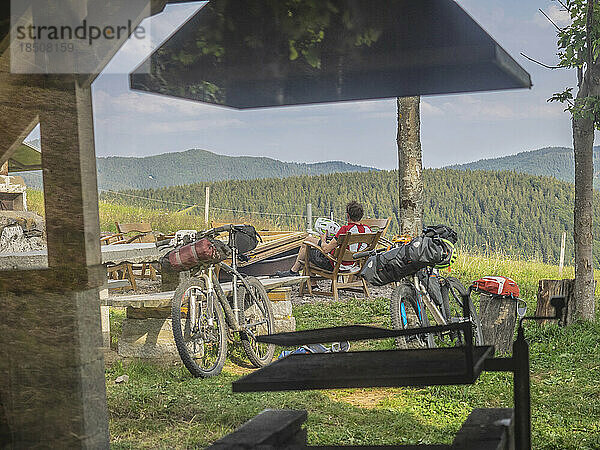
[359,224,457,286]
[230,225,262,254]
[422,225,458,244]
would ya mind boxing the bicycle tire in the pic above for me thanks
[390,282,435,349]
[238,276,276,367]
[443,277,484,346]
[171,277,227,377]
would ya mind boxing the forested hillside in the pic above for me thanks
[101,168,600,265]
[18,148,374,191]
[96,149,375,191]
[448,146,600,188]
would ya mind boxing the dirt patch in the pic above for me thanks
[325,388,400,409]
[223,361,255,376]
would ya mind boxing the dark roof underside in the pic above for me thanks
[130,0,531,109]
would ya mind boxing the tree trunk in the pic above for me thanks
[571,64,598,322]
[397,96,423,236]
[572,113,596,322]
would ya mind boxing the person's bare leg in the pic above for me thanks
[292,236,319,272]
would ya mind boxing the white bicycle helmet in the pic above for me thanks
[314,217,341,238]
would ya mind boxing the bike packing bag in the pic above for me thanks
[472,276,520,298]
[422,225,458,244]
[359,236,448,286]
[230,225,262,254]
[417,269,444,309]
[161,237,230,272]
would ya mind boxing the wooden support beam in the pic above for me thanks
[0,73,108,447]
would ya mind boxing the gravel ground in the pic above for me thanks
[109,275,394,303]
[289,280,394,305]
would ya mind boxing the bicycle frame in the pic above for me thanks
[191,231,269,335]
[413,273,447,326]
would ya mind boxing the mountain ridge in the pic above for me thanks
[20,147,376,191]
[446,146,600,188]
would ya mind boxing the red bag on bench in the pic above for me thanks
[163,238,229,272]
[472,276,520,298]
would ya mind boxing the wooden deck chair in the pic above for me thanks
[115,222,157,281]
[361,217,391,237]
[300,231,382,301]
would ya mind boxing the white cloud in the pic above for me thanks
[421,100,444,116]
[534,4,571,29]
[94,87,234,117]
[430,95,564,121]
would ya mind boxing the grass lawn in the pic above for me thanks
[107,291,600,449]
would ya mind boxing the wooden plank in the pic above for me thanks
[233,347,494,392]
[241,241,303,266]
[208,409,307,449]
[256,323,470,346]
[247,232,306,256]
[452,408,514,450]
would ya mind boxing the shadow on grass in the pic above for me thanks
[106,361,463,449]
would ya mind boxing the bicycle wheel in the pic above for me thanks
[171,277,227,377]
[238,276,276,367]
[390,282,435,349]
[442,277,484,346]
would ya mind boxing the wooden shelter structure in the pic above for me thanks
[0,1,530,448]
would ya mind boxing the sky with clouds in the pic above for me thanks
[74,0,593,169]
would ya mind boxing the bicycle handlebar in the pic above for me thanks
[155,224,237,248]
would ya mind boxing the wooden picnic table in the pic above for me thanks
[0,242,162,271]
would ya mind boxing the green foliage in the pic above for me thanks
[550,0,600,128]
[99,168,600,266]
[106,253,600,448]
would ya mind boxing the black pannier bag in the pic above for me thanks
[422,225,458,244]
[417,269,444,309]
[359,230,454,286]
[230,225,262,254]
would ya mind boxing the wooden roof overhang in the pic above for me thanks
[130,0,531,109]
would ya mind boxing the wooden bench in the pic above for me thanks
[102,275,308,307]
[102,276,307,355]
[208,407,513,449]
[207,409,307,450]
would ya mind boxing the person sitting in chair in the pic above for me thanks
[275,201,371,277]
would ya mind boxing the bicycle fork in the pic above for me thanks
[193,270,216,327]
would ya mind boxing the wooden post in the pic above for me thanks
[559,232,566,277]
[536,279,573,325]
[307,203,312,232]
[479,293,517,355]
[204,186,210,226]
[0,77,109,448]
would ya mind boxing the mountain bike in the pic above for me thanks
[354,249,483,349]
[390,268,483,349]
[157,225,276,377]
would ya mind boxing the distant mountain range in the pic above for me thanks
[19,148,376,191]
[18,145,600,191]
[446,146,600,188]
